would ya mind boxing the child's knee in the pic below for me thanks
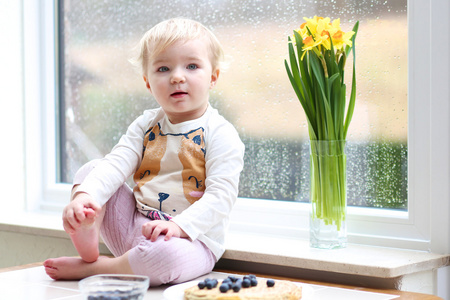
[127,238,190,286]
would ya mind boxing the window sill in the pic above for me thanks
[1,211,449,292]
[221,232,449,278]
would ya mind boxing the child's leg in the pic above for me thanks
[127,236,216,286]
[45,163,136,280]
[68,160,105,262]
[99,186,216,286]
[46,168,215,284]
[44,238,215,284]
[44,253,133,280]
[98,184,216,286]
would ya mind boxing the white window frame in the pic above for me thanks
[23,0,69,213]
[24,0,450,254]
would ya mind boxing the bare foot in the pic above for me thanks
[44,255,133,280]
[69,220,100,263]
[65,186,104,263]
[44,256,97,280]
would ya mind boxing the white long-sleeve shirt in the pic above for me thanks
[77,105,245,260]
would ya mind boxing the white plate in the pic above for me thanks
[163,279,314,299]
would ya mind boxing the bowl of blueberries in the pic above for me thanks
[79,274,149,300]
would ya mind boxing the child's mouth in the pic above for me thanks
[171,91,188,97]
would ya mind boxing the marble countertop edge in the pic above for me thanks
[223,234,450,278]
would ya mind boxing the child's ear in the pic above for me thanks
[143,76,151,91]
[210,69,220,88]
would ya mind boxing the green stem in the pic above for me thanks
[310,140,346,230]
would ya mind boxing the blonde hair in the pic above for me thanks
[130,18,224,76]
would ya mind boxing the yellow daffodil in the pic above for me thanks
[301,16,318,35]
[300,35,322,60]
[297,22,309,39]
[331,29,355,50]
[295,16,355,57]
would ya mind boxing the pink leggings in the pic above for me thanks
[73,160,216,286]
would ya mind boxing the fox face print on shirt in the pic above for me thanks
[133,122,206,219]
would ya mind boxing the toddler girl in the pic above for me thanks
[44,18,245,286]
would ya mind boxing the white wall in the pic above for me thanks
[0,0,25,211]
[0,231,77,268]
[0,227,111,268]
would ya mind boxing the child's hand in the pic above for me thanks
[62,192,102,235]
[142,220,188,242]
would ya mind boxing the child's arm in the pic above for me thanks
[75,109,162,207]
[62,192,102,235]
[171,121,245,241]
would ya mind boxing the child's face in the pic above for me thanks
[144,38,219,124]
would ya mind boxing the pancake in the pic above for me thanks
[184,276,302,300]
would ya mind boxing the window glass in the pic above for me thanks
[59,0,407,209]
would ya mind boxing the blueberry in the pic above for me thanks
[250,278,258,286]
[219,284,229,293]
[266,279,275,287]
[205,278,218,288]
[242,279,251,288]
[198,281,206,289]
[212,279,219,287]
[232,283,241,292]
[224,281,233,289]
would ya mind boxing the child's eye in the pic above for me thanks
[158,66,169,72]
[187,64,198,70]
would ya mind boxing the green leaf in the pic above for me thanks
[285,59,317,137]
[287,36,301,93]
[337,83,346,139]
[328,38,340,76]
[343,26,358,139]
[293,30,313,101]
[345,21,359,58]
[285,60,305,106]
[328,72,342,137]
[328,73,340,88]
[309,54,336,140]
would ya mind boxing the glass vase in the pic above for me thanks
[309,140,347,249]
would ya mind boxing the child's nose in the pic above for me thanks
[171,68,186,84]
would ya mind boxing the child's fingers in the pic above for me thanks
[83,207,97,218]
[142,221,167,242]
[142,221,179,241]
[82,208,97,226]
[73,206,87,223]
[63,208,78,228]
[164,229,174,241]
[141,222,154,239]
[87,201,102,214]
[150,225,164,242]
[75,192,101,214]
[64,204,95,231]
[62,210,78,234]
[62,219,75,234]
[148,222,163,241]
